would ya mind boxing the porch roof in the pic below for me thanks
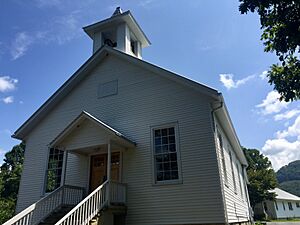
[49,111,136,149]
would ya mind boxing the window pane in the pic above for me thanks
[163,162,170,171]
[153,126,179,182]
[169,144,176,152]
[171,171,178,179]
[157,172,163,181]
[168,127,175,135]
[163,154,170,162]
[170,153,177,161]
[155,145,162,154]
[155,130,161,137]
[162,137,168,145]
[171,161,178,170]
[155,155,163,162]
[164,171,171,180]
[169,135,175,143]
[162,145,168,153]
[46,148,64,192]
[156,163,163,171]
[155,137,161,145]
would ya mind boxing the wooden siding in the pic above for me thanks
[215,117,250,223]
[17,55,226,224]
[60,118,112,150]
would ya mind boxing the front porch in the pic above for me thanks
[50,111,136,206]
[4,111,135,225]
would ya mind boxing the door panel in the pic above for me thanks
[89,152,120,192]
[111,152,120,181]
[90,154,107,192]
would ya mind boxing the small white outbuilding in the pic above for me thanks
[256,188,300,219]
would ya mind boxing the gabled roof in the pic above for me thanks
[271,188,300,201]
[12,45,247,165]
[83,10,151,48]
[50,111,136,148]
[12,45,220,140]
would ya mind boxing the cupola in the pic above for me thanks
[83,7,150,59]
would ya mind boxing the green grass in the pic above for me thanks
[270,218,300,222]
[255,218,300,224]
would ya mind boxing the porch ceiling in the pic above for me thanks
[49,111,136,150]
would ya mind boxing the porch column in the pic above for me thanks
[62,150,68,186]
[106,141,111,205]
[61,150,68,205]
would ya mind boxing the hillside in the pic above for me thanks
[276,160,300,197]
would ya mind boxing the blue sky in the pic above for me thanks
[0,0,299,170]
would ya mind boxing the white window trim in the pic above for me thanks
[150,122,182,185]
[43,147,65,195]
[217,129,229,187]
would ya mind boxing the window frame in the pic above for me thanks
[151,123,182,185]
[229,150,237,194]
[288,202,293,211]
[44,147,65,193]
[236,162,243,199]
[217,130,228,186]
[275,201,278,210]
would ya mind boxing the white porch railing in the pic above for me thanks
[55,181,108,225]
[3,185,85,225]
[110,181,126,204]
[55,181,126,225]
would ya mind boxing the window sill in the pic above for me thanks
[153,179,183,186]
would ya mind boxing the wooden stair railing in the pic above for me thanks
[54,180,109,225]
[3,185,85,225]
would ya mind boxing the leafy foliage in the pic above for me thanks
[239,0,300,101]
[276,160,300,197]
[0,142,25,224]
[243,147,278,207]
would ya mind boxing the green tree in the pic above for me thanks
[0,142,25,224]
[243,148,278,208]
[239,0,300,102]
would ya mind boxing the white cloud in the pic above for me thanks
[0,76,18,92]
[0,148,6,164]
[259,70,268,80]
[2,96,14,104]
[219,73,255,90]
[9,10,82,59]
[51,12,82,44]
[276,116,300,139]
[11,32,33,60]
[274,109,300,121]
[139,0,158,8]
[256,91,290,115]
[262,115,300,171]
[262,139,300,171]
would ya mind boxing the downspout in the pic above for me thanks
[210,94,229,225]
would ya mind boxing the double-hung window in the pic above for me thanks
[229,151,237,193]
[217,130,228,185]
[152,124,181,183]
[45,148,64,192]
[288,202,293,210]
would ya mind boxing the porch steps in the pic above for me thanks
[38,205,74,225]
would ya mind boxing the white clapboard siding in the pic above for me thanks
[17,55,226,224]
[215,117,250,223]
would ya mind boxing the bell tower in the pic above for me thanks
[83,7,150,59]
